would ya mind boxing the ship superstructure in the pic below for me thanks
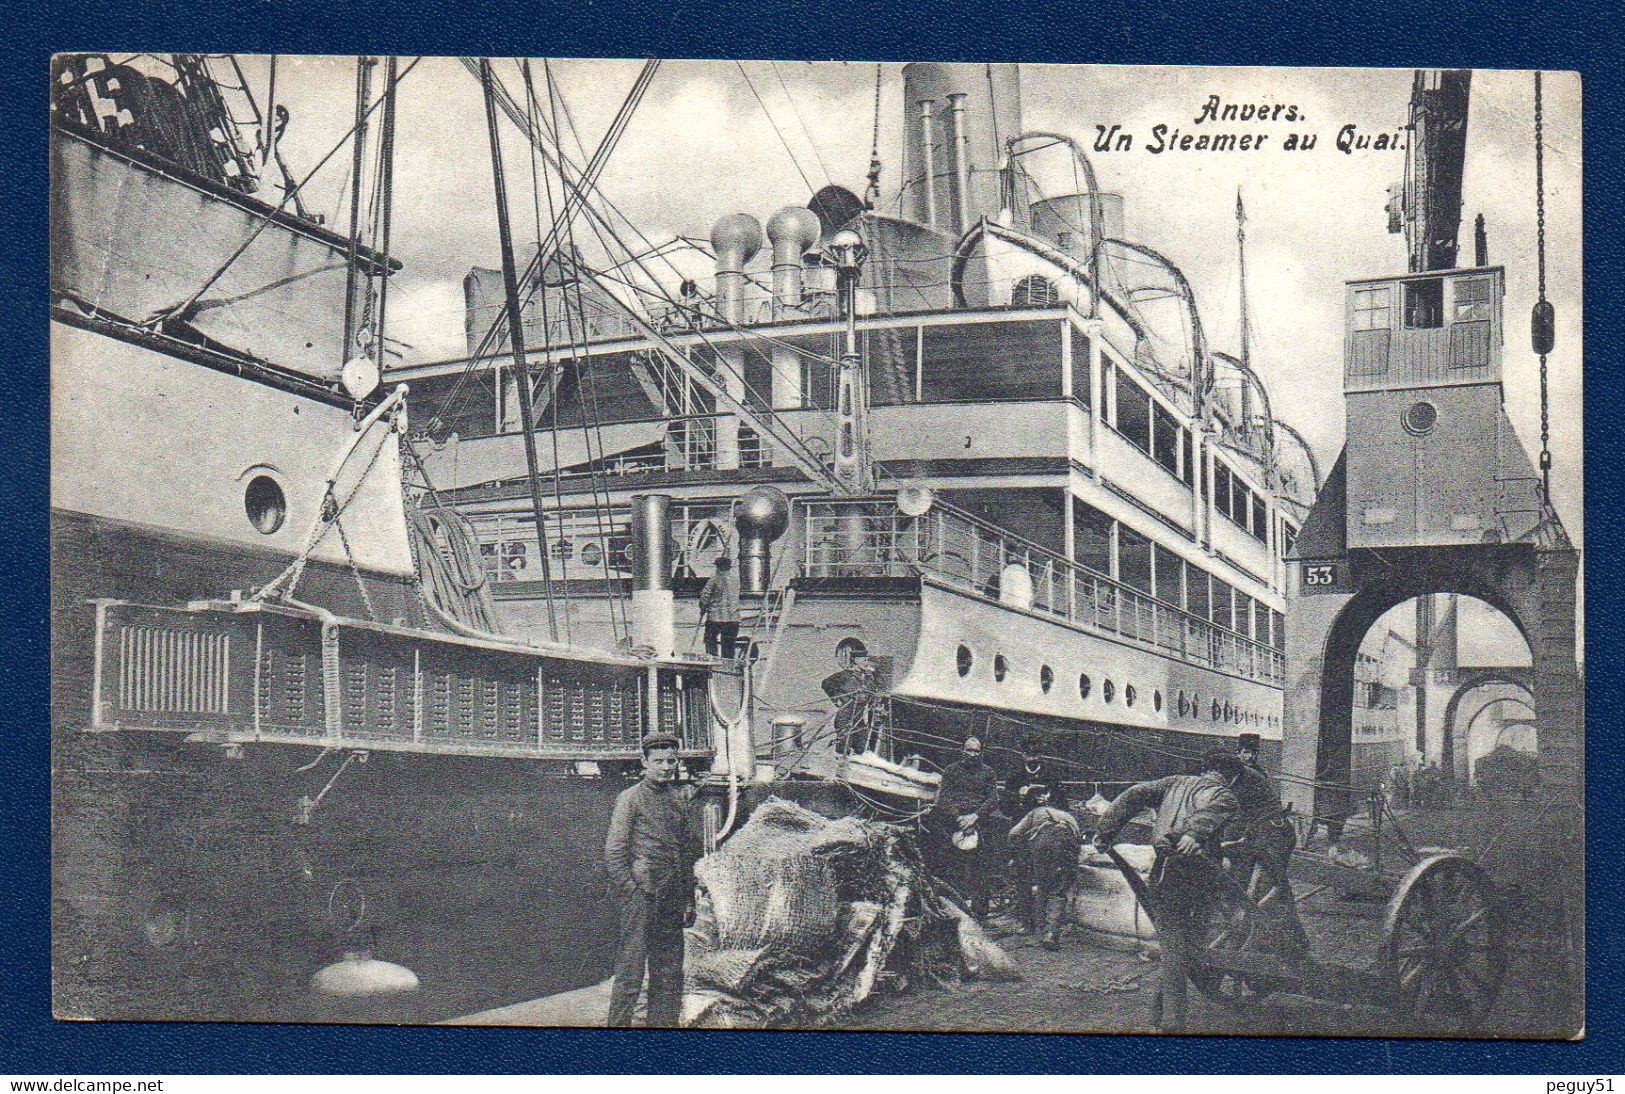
[392,62,1325,789]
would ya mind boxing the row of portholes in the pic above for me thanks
[1174,689,1280,731]
[957,644,1164,715]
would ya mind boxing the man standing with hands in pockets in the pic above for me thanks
[605,731,701,1027]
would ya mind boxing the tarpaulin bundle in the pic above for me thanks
[683,798,1005,1028]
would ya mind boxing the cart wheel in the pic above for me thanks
[1188,882,1289,1007]
[1383,853,1506,1022]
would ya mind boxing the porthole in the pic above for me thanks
[1403,400,1439,436]
[1212,700,1222,721]
[1154,690,1163,713]
[1178,692,1189,717]
[580,541,604,567]
[1124,684,1137,708]
[1224,701,1235,723]
[1040,664,1054,693]
[1078,673,1093,701]
[1103,679,1115,704]
[956,645,973,678]
[994,654,1009,683]
[244,475,286,535]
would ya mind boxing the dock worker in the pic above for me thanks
[605,731,702,1028]
[1233,733,1308,955]
[931,735,1002,920]
[698,554,741,659]
[1094,751,1243,1033]
[1008,783,1081,949]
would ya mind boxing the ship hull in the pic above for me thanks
[51,509,643,1022]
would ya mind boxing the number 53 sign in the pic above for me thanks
[1299,559,1349,594]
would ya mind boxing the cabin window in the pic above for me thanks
[1402,278,1443,329]
[1118,526,1153,595]
[1011,275,1061,307]
[1078,673,1093,701]
[1040,664,1054,693]
[956,645,974,677]
[1213,463,1235,521]
[1152,403,1182,478]
[1249,493,1268,543]
[1150,544,1180,605]
[1113,369,1152,452]
[1102,679,1115,704]
[861,324,920,407]
[993,654,1009,683]
[1072,500,1113,576]
[921,320,1064,402]
[1453,276,1493,322]
[1211,577,1237,632]
[1186,568,1211,621]
[1351,286,1392,331]
[1280,520,1297,556]
[1271,609,1286,652]
[1181,427,1196,486]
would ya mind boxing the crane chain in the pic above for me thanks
[1535,71,1552,507]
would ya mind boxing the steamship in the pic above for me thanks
[397,61,1326,797]
[49,55,732,1022]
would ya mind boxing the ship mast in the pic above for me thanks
[479,57,560,641]
[1235,189,1253,435]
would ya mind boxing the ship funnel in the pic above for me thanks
[734,486,791,596]
[630,494,676,656]
[766,206,821,317]
[710,213,764,323]
[902,62,1022,233]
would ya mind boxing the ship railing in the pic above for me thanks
[797,498,1284,687]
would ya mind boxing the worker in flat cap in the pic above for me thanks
[605,731,702,1027]
[1232,732,1308,956]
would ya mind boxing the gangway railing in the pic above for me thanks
[798,497,1284,687]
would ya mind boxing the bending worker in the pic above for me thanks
[1094,751,1243,1033]
[1008,783,1080,949]
[605,731,702,1028]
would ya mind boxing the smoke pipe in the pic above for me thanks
[1474,213,1488,267]
[630,494,675,656]
[946,93,972,236]
[766,206,821,318]
[709,213,764,324]
[917,98,938,230]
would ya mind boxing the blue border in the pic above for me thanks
[5,0,1620,1074]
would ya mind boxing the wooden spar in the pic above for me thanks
[479,58,559,641]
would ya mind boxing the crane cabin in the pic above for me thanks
[1341,265,1542,550]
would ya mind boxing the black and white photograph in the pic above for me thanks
[48,55,1583,1038]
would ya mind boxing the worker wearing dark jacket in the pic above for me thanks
[1008,787,1081,948]
[1096,752,1244,1032]
[1232,733,1308,954]
[605,732,702,1027]
[932,736,1001,919]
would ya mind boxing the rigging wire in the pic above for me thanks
[520,58,576,645]
[770,60,833,186]
[147,56,422,329]
[735,60,818,196]
[542,57,629,644]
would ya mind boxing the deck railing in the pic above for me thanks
[798,498,1284,687]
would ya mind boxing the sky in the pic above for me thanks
[242,57,1582,555]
